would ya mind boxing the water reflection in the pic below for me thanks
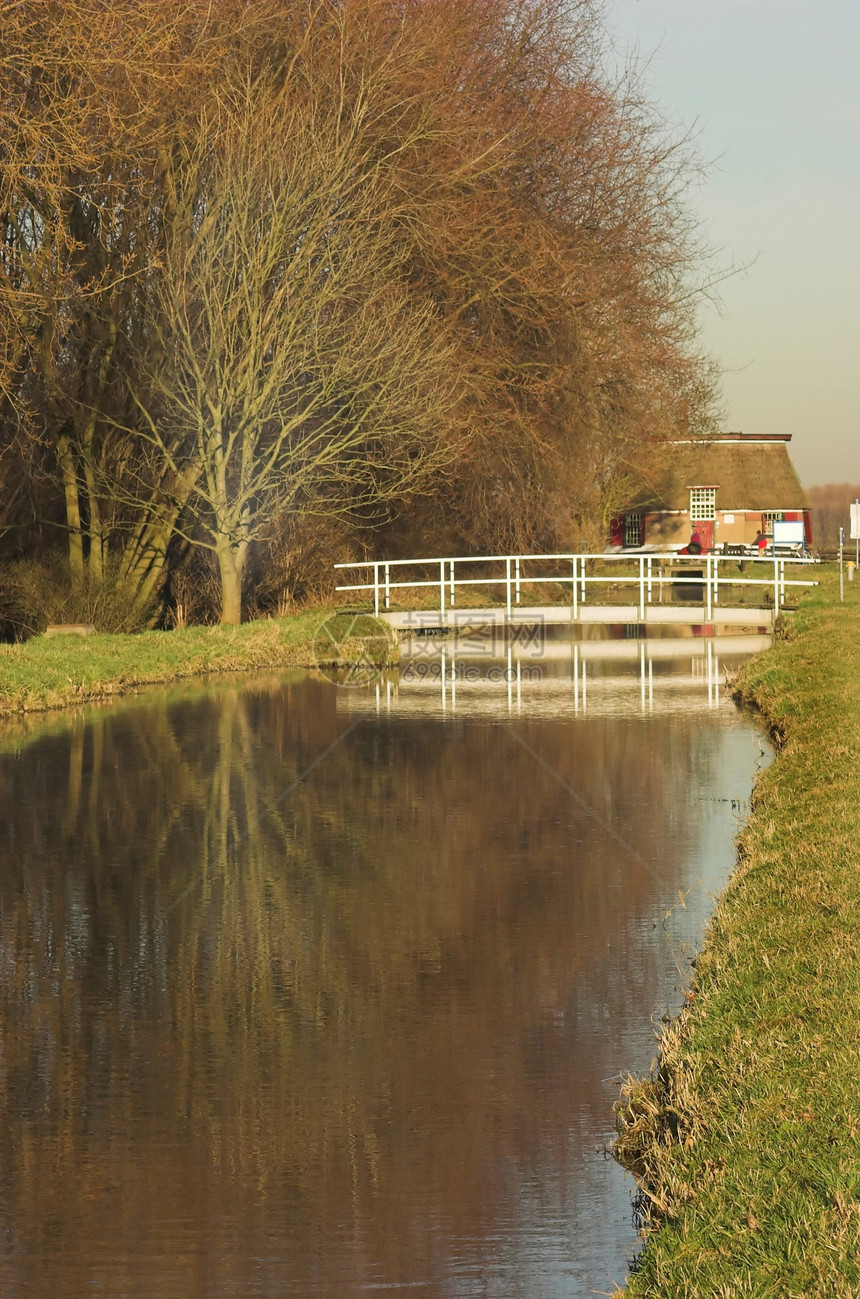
[374,629,772,718]
[0,658,767,1296]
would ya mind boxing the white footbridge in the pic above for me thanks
[334,552,818,629]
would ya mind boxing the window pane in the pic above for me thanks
[690,488,716,521]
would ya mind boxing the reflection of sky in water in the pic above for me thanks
[0,660,770,1298]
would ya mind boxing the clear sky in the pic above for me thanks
[603,0,859,488]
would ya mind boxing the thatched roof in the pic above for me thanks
[626,437,809,513]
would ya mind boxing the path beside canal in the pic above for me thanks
[615,570,860,1296]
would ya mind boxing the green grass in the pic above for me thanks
[614,566,860,1296]
[0,610,337,718]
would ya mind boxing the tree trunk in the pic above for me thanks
[79,328,115,585]
[83,453,104,583]
[57,431,84,580]
[216,541,247,625]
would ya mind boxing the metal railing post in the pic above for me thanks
[714,553,720,606]
[640,641,646,712]
[331,552,819,627]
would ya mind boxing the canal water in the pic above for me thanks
[0,633,769,1297]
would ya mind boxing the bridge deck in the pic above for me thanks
[378,604,773,629]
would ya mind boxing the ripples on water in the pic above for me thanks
[0,636,769,1296]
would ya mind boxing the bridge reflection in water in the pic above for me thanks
[360,628,771,718]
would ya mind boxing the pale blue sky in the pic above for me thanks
[604,0,859,487]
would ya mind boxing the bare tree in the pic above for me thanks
[129,71,460,623]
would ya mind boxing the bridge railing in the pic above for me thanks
[334,552,819,620]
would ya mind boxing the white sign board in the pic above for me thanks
[850,502,860,540]
[772,520,805,545]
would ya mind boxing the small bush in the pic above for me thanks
[246,515,353,616]
[163,549,221,628]
[0,553,156,640]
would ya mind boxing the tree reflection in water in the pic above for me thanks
[0,672,763,1296]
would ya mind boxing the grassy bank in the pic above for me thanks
[614,568,860,1296]
[0,611,340,719]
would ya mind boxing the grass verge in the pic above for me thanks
[614,568,860,1297]
[0,610,346,719]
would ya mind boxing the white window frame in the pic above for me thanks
[689,487,716,522]
[762,510,783,536]
[623,512,643,547]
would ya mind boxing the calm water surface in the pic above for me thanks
[0,640,768,1296]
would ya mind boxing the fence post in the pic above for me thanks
[373,562,379,617]
[439,559,446,622]
[639,555,645,621]
[505,557,512,619]
[773,555,780,615]
[705,554,713,621]
[384,561,390,611]
[515,556,521,606]
[572,555,578,619]
[450,558,456,608]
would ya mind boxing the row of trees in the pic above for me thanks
[806,484,860,553]
[1,0,721,627]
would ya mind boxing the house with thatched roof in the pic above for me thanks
[609,434,812,552]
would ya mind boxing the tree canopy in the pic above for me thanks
[1,0,722,626]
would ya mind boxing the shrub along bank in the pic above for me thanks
[614,569,860,1296]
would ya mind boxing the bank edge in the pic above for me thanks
[613,568,860,1296]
